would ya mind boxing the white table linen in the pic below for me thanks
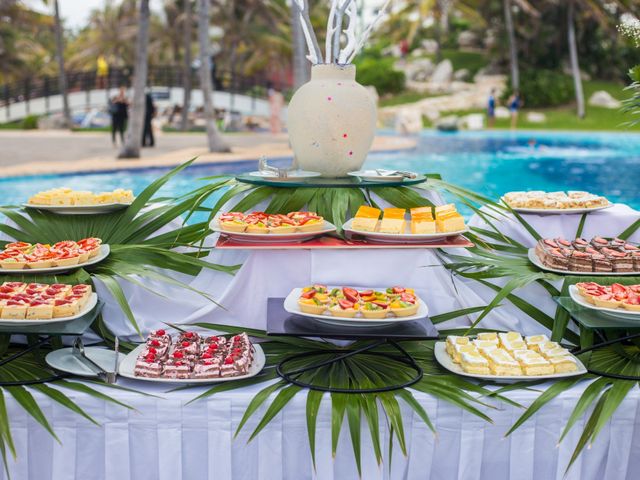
[1,378,639,480]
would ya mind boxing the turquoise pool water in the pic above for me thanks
[2,130,639,217]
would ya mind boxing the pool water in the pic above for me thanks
[2,130,639,219]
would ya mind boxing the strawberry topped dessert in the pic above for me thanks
[576,282,640,312]
[0,281,93,320]
[218,211,325,234]
[0,237,103,270]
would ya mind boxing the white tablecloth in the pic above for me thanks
[2,377,639,480]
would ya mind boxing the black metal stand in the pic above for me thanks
[570,332,640,381]
[276,339,424,393]
[0,335,68,385]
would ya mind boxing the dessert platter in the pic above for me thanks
[501,190,612,214]
[343,204,468,243]
[0,238,109,273]
[529,236,640,275]
[0,281,97,326]
[25,188,134,214]
[570,282,640,319]
[211,211,336,242]
[435,331,586,382]
[285,284,427,327]
[119,330,265,383]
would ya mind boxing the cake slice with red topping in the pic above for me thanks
[162,351,192,379]
[134,352,163,378]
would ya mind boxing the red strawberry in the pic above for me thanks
[359,290,373,297]
[392,287,405,294]
[301,289,316,299]
[343,287,359,303]
[155,329,166,336]
[173,351,184,359]
[372,301,389,308]
[611,284,628,295]
[338,299,354,310]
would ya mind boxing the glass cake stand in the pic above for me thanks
[235,173,428,189]
[0,300,104,386]
[266,298,438,393]
[555,296,640,381]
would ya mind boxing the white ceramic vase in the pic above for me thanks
[287,64,376,177]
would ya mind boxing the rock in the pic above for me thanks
[526,112,546,123]
[435,115,459,131]
[423,109,441,122]
[382,44,403,58]
[410,48,425,57]
[453,69,470,82]
[495,106,510,119]
[394,107,423,134]
[430,60,453,85]
[588,90,621,109]
[457,31,478,48]
[406,58,434,82]
[460,113,484,130]
[421,39,439,54]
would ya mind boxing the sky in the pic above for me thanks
[26,0,387,31]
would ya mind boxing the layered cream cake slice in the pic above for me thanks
[451,344,478,364]
[540,346,571,359]
[524,334,549,352]
[486,349,522,375]
[459,351,491,375]
[410,207,436,234]
[473,340,499,358]
[538,341,561,357]
[445,335,470,356]
[498,332,523,349]
[512,350,554,376]
[2,299,29,319]
[379,208,406,234]
[26,299,54,319]
[351,206,381,232]
[476,332,499,345]
[52,298,80,318]
[548,355,578,373]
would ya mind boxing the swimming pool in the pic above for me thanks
[3,130,639,216]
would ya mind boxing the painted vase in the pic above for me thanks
[287,64,376,177]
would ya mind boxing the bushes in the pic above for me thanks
[503,69,574,108]
[21,115,39,129]
[355,57,406,96]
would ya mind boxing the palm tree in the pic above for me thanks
[52,0,71,128]
[119,0,151,159]
[503,0,518,90]
[197,0,230,152]
[566,0,584,118]
[181,0,193,130]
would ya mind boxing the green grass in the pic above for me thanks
[380,91,444,108]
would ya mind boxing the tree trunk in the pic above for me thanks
[503,0,519,90]
[567,0,585,119]
[119,0,150,159]
[292,2,310,89]
[197,0,230,153]
[53,0,71,128]
[181,0,192,131]
[433,2,442,63]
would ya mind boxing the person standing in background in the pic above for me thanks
[487,88,496,128]
[267,82,284,134]
[508,90,523,130]
[142,92,157,147]
[96,55,109,89]
[110,86,128,146]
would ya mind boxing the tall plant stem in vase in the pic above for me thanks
[197,0,230,153]
[119,0,150,159]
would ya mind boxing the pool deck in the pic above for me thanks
[0,130,416,178]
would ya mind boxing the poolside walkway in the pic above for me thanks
[0,130,416,178]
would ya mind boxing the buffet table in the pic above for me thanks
[3,377,639,480]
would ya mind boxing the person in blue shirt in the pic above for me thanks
[508,90,523,129]
[487,89,496,128]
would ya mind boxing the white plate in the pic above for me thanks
[23,203,132,215]
[284,287,428,327]
[247,170,321,182]
[348,170,408,182]
[527,248,640,276]
[46,347,126,377]
[0,293,98,326]
[0,245,110,274]
[117,343,266,384]
[433,342,586,383]
[569,285,640,320]
[343,218,468,244]
[211,219,336,243]
[502,198,613,215]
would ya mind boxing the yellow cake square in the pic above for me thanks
[524,334,549,352]
[512,350,554,375]
[410,207,436,234]
[351,206,381,232]
[486,349,522,375]
[476,332,499,344]
[436,212,465,233]
[379,208,406,234]
[548,356,578,373]
[460,351,490,375]
[434,204,457,216]
[445,335,469,356]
